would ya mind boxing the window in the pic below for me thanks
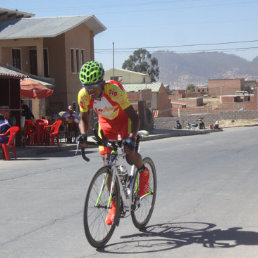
[71,48,86,73]
[76,49,80,73]
[12,49,21,69]
[71,49,75,73]
[81,49,85,66]
[43,49,49,77]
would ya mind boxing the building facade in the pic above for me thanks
[0,8,106,118]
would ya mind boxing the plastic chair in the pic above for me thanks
[0,126,20,160]
[45,120,63,145]
[23,120,36,145]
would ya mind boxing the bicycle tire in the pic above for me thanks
[131,157,157,229]
[83,166,120,248]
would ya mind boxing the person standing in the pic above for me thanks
[22,104,35,121]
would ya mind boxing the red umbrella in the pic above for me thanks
[20,79,53,99]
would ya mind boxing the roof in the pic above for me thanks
[0,15,106,39]
[5,64,55,88]
[0,66,27,79]
[123,82,163,93]
[106,68,148,76]
[0,8,34,19]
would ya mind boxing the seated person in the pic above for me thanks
[0,113,11,143]
[213,120,219,129]
[175,120,182,129]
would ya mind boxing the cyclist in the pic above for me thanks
[77,61,149,226]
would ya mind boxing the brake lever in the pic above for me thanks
[75,139,90,162]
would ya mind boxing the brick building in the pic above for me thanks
[208,78,245,97]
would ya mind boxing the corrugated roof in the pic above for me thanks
[0,66,27,79]
[123,82,162,92]
[0,15,106,39]
[0,8,34,19]
[107,68,148,76]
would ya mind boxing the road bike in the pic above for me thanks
[78,130,157,248]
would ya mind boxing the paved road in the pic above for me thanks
[1,127,258,257]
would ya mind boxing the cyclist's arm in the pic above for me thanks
[79,111,89,135]
[124,105,140,139]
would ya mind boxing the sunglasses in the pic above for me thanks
[83,81,103,90]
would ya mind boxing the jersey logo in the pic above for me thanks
[109,89,118,97]
[93,97,120,120]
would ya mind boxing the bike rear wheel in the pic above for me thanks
[83,166,120,248]
[131,157,157,229]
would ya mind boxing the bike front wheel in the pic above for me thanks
[83,166,120,248]
[131,157,157,229]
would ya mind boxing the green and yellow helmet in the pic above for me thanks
[79,61,104,86]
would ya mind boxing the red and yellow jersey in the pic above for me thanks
[78,81,131,125]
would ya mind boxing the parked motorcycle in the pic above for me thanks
[186,118,205,130]
[186,122,198,130]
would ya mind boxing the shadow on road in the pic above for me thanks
[98,222,258,254]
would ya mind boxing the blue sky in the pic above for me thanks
[1,0,258,70]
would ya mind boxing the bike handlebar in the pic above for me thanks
[77,129,149,162]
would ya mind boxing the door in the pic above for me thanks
[29,49,38,75]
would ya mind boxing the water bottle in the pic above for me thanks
[118,165,128,195]
[118,165,128,181]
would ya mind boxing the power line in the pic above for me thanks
[95,39,258,53]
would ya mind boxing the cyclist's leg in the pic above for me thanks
[120,119,149,197]
[131,157,157,229]
[98,123,119,225]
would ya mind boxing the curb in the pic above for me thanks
[13,128,223,158]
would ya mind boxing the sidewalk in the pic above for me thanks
[13,128,221,158]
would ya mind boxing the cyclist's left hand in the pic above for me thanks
[123,137,135,151]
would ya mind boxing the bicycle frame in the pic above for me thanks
[104,149,137,215]
[95,131,149,215]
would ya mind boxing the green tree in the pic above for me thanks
[186,84,196,91]
[122,48,159,82]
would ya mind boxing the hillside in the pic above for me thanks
[153,51,258,89]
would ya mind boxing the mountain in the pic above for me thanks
[152,51,258,89]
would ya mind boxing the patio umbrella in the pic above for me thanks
[20,79,53,99]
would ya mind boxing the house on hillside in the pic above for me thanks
[208,78,258,111]
[104,68,151,84]
[0,8,106,118]
[208,78,245,97]
[123,83,171,117]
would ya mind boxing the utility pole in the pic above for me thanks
[112,42,114,80]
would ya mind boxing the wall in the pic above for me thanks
[127,89,152,111]
[64,24,93,109]
[154,110,258,130]
[178,97,203,106]
[208,79,244,97]
[44,35,66,114]
[157,85,172,117]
